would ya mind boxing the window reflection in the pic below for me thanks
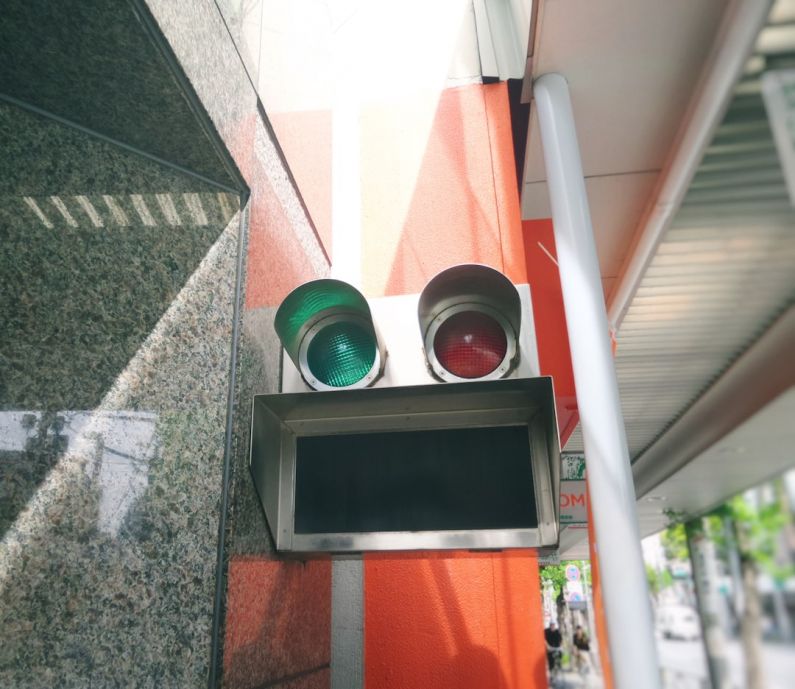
[1,410,159,537]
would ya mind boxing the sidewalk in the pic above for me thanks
[549,668,605,689]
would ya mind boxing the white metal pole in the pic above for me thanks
[534,73,662,689]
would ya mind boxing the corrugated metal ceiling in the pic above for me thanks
[565,9,795,460]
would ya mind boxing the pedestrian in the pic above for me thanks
[545,621,563,672]
[572,625,591,673]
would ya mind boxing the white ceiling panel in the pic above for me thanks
[635,389,795,537]
[522,171,658,278]
[564,4,795,537]
[523,0,727,183]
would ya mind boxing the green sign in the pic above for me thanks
[561,452,586,481]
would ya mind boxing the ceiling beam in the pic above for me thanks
[632,304,795,497]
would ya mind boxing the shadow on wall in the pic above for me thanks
[430,558,510,689]
[521,218,580,445]
[441,646,509,689]
[365,551,546,689]
[362,82,523,298]
[0,219,242,688]
[223,557,331,689]
[243,122,331,311]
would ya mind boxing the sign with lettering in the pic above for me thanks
[560,452,587,524]
[561,452,586,480]
[565,580,584,602]
[561,481,587,524]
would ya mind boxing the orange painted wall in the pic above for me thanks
[587,499,614,689]
[269,110,333,257]
[224,558,331,689]
[361,82,546,689]
[521,218,579,446]
[365,552,547,689]
[361,83,526,296]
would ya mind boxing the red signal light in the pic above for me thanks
[433,311,507,378]
[418,264,521,382]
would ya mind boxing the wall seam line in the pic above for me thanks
[481,84,508,275]
[208,198,250,689]
[490,556,505,688]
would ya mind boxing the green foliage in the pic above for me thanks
[665,480,795,586]
[715,492,794,584]
[540,564,568,599]
[661,522,689,561]
[645,563,673,596]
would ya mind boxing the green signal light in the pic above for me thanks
[275,280,371,356]
[274,279,382,390]
[306,322,376,387]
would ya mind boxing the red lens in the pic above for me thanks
[433,311,508,378]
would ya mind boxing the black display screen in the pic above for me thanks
[294,425,537,534]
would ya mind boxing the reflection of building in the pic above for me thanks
[1,411,159,536]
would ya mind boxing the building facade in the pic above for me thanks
[1,1,570,688]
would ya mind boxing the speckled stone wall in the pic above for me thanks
[0,104,238,411]
[1,0,334,685]
[0,100,241,687]
[138,2,333,688]
[0,0,239,190]
[218,107,332,689]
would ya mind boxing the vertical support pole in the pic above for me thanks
[534,72,662,689]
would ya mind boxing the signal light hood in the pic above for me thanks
[274,279,383,391]
[418,264,522,382]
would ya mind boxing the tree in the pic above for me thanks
[540,564,569,601]
[707,489,793,689]
[645,563,673,603]
[686,517,731,689]
[540,561,592,601]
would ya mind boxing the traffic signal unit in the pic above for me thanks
[252,264,561,554]
[279,264,541,391]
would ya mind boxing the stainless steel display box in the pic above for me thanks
[249,377,560,554]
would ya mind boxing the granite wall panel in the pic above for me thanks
[0,0,239,189]
[0,4,261,686]
[0,1,334,685]
[138,3,333,687]
[0,96,242,688]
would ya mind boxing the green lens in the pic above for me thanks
[306,322,376,387]
[275,280,371,357]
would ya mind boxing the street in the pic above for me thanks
[546,637,795,689]
[656,636,795,689]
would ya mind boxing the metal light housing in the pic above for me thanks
[250,377,560,553]
[418,264,522,382]
[274,279,383,391]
